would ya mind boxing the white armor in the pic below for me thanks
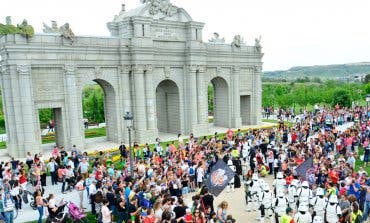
[312,216,324,223]
[274,189,288,218]
[258,183,274,223]
[227,160,236,192]
[325,195,342,223]
[294,205,312,223]
[247,173,261,211]
[310,188,327,220]
[272,172,286,195]
[288,179,299,210]
[296,181,312,209]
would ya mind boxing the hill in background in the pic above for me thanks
[264,62,370,81]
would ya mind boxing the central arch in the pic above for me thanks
[156,80,180,134]
[81,79,118,142]
[209,77,229,127]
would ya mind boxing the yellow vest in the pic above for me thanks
[281,214,292,223]
[351,210,362,223]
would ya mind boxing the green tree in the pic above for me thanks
[332,89,352,108]
[364,74,370,83]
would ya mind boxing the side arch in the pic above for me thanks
[155,79,181,134]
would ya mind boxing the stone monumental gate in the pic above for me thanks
[0,0,263,157]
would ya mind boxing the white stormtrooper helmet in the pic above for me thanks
[252,173,259,181]
[313,216,323,223]
[301,181,309,188]
[227,160,233,166]
[277,172,284,179]
[328,195,338,204]
[298,204,308,212]
[316,188,324,196]
[263,183,270,192]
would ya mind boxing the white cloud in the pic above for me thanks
[1,0,369,71]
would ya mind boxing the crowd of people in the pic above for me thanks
[245,105,370,223]
[0,105,368,223]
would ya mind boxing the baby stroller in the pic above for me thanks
[68,202,87,222]
[24,183,37,210]
[46,201,69,223]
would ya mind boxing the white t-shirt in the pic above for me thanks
[197,168,204,183]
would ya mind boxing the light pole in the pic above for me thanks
[366,95,370,121]
[123,111,134,177]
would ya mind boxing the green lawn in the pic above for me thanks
[262,119,293,127]
[0,127,107,149]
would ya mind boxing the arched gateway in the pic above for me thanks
[0,0,263,157]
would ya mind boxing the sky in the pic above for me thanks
[1,0,370,71]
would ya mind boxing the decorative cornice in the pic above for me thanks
[17,65,31,75]
[144,64,153,73]
[132,65,144,73]
[120,65,132,74]
[254,66,262,73]
[232,66,240,73]
[0,65,9,75]
[188,65,198,73]
[64,65,75,75]
[197,65,206,73]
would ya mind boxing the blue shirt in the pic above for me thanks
[348,183,361,199]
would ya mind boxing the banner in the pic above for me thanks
[294,157,313,181]
[205,160,235,197]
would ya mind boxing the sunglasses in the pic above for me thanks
[195,211,200,214]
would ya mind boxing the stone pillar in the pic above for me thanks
[0,66,17,155]
[64,65,84,150]
[144,65,157,139]
[185,65,198,134]
[254,66,263,125]
[15,65,40,157]
[132,65,147,141]
[232,66,242,127]
[196,66,208,134]
[120,65,132,144]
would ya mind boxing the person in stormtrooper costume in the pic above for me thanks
[227,159,236,192]
[274,189,289,223]
[325,195,342,223]
[246,173,262,211]
[294,204,312,223]
[258,183,274,223]
[288,178,300,210]
[272,172,286,195]
[296,181,312,210]
[310,187,327,221]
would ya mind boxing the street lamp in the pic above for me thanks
[366,95,370,120]
[123,111,134,177]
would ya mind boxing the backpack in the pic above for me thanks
[189,167,195,175]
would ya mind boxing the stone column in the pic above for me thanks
[120,65,132,143]
[132,65,147,141]
[144,65,157,138]
[254,66,263,125]
[185,65,198,134]
[0,66,17,156]
[64,65,84,150]
[232,66,242,127]
[16,65,40,157]
[196,66,208,134]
